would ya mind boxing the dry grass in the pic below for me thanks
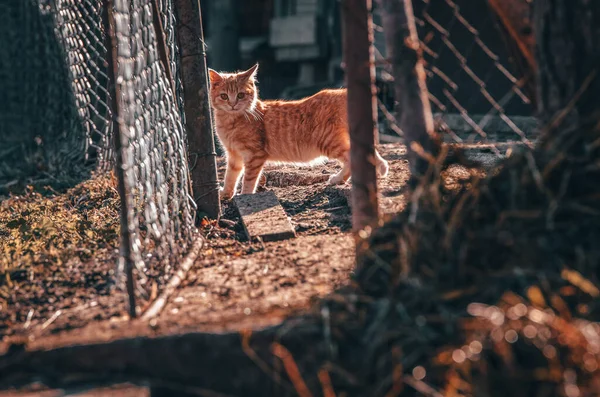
[345,121,600,395]
[0,173,121,336]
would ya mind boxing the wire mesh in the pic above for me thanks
[53,0,114,170]
[0,0,100,188]
[374,0,536,155]
[112,0,197,301]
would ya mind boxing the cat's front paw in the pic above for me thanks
[327,173,346,185]
[219,187,235,201]
[258,173,267,187]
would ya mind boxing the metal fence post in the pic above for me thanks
[173,0,221,220]
[341,0,380,232]
[380,0,438,185]
[104,0,137,318]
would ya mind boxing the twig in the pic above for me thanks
[271,342,314,397]
[318,369,337,397]
[240,330,292,393]
[41,310,62,331]
[377,98,404,136]
[23,309,34,330]
[540,69,598,138]
[402,375,445,397]
[141,235,205,320]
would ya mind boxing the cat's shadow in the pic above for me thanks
[279,185,352,234]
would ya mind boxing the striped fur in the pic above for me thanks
[208,64,389,200]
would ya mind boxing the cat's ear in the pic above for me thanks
[208,69,223,84]
[239,63,259,81]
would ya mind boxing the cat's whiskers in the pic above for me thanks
[253,108,264,119]
[246,108,264,121]
[244,109,256,121]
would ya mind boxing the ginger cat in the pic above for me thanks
[208,63,389,200]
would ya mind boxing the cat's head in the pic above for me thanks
[208,64,259,114]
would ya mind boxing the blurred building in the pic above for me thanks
[202,0,343,100]
[201,0,533,137]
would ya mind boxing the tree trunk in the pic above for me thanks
[174,0,221,219]
[534,0,600,138]
[379,0,440,186]
[341,0,381,232]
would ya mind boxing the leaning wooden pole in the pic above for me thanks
[173,0,221,219]
[341,0,380,232]
[487,0,536,71]
[380,0,438,186]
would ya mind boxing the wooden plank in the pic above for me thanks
[433,113,539,136]
[380,113,539,145]
[233,191,296,242]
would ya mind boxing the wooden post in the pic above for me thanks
[380,0,438,185]
[533,0,600,281]
[104,0,137,318]
[533,0,600,133]
[341,0,380,232]
[173,0,221,219]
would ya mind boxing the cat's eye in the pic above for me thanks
[237,93,245,99]
[220,94,228,100]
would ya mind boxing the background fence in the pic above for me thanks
[374,0,537,155]
[1,0,201,315]
[0,0,93,188]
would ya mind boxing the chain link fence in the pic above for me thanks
[54,0,115,170]
[112,0,196,309]
[0,0,90,189]
[374,0,536,157]
[2,0,200,313]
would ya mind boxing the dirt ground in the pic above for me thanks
[0,145,417,350]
